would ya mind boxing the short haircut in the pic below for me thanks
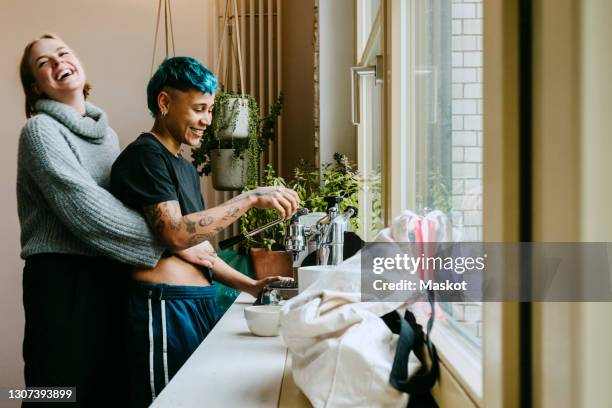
[147,57,218,116]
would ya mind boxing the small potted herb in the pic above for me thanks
[239,165,293,279]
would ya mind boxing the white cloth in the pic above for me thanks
[280,229,424,407]
[280,282,419,408]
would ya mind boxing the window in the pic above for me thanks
[386,0,484,402]
[388,0,484,344]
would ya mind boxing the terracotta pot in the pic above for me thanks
[249,248,293,280]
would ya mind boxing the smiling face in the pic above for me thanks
[159,88,215,147]
[28,38,86,101]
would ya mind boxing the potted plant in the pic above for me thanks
[217,94,250,140]
[239,165,293,279]
[292,153,361,234]
[239,154,362,278]
[191,91,259,190]
[192,91,283,190]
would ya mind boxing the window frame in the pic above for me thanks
[355,0,385,239]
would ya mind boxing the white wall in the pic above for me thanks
[0,0,214,403]
[318,0,356,165]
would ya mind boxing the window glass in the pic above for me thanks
[356,0,384,241]
[406,0,484,347]
[359,74,384,241]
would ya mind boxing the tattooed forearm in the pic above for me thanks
[169,219,181,230]
[142,195,253,251]
[183,218,197,234]
[222,206,240,221]
[187,233,214,247]
[198,215,214,227]
[225,194,249,205]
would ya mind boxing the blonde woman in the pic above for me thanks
[17,34,219,405]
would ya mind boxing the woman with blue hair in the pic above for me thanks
[110,56,299,407]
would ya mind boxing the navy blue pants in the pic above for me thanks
[126,282,220,408]
[22,254,130,407]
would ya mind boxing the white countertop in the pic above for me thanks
[151,292,310,408]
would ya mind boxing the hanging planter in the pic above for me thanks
[210,148,249,191]
[213,0,249,142]
[192,91,260,191]
[217,97,250,140]
[190,0,283,191]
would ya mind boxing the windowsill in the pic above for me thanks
[416,313,483,406]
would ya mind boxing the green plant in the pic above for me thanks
[259,92,283,151]
[291,153,361,232]
[240,153,362,250]
[240,164,289,250]
[365,166,384,234]
[191,91,283,186]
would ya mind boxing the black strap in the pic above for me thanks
[382,297,440,408]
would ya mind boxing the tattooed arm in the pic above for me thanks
[143,186,300,252]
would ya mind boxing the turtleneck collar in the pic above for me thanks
[34,99,108,144]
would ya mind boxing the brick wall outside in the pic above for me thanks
[451,0,483,242]
[446,0,483,340]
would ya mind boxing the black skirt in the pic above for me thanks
[22,253,130,407]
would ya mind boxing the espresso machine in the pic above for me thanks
[285,196,357,266]
[218,196,358,301]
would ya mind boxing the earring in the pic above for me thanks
[161,110,168,117]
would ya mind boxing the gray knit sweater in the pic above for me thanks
[17,99,164,268]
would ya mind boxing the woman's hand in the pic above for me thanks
[175,240,217,269]
[247,186,300,219]
[247,276,294,298]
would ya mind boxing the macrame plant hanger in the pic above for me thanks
[150,0,177,76]
[215,0,246,97]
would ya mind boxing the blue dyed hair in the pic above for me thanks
[147,57,218,116]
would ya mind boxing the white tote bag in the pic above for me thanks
[279,259,424,408]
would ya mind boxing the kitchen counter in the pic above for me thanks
[151,292,311,408]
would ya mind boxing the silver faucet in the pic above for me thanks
[284,196,357,266]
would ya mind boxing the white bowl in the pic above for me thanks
[244,305,282,336]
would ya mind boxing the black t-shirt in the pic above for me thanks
[110,133,205,215]
[111,133,211,279]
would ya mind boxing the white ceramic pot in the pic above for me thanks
[210,149,248,191]
[218,97,250,140]
[244,305,282,336]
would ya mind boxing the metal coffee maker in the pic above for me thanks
[218,196,358,302]
[285,196,357,266]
